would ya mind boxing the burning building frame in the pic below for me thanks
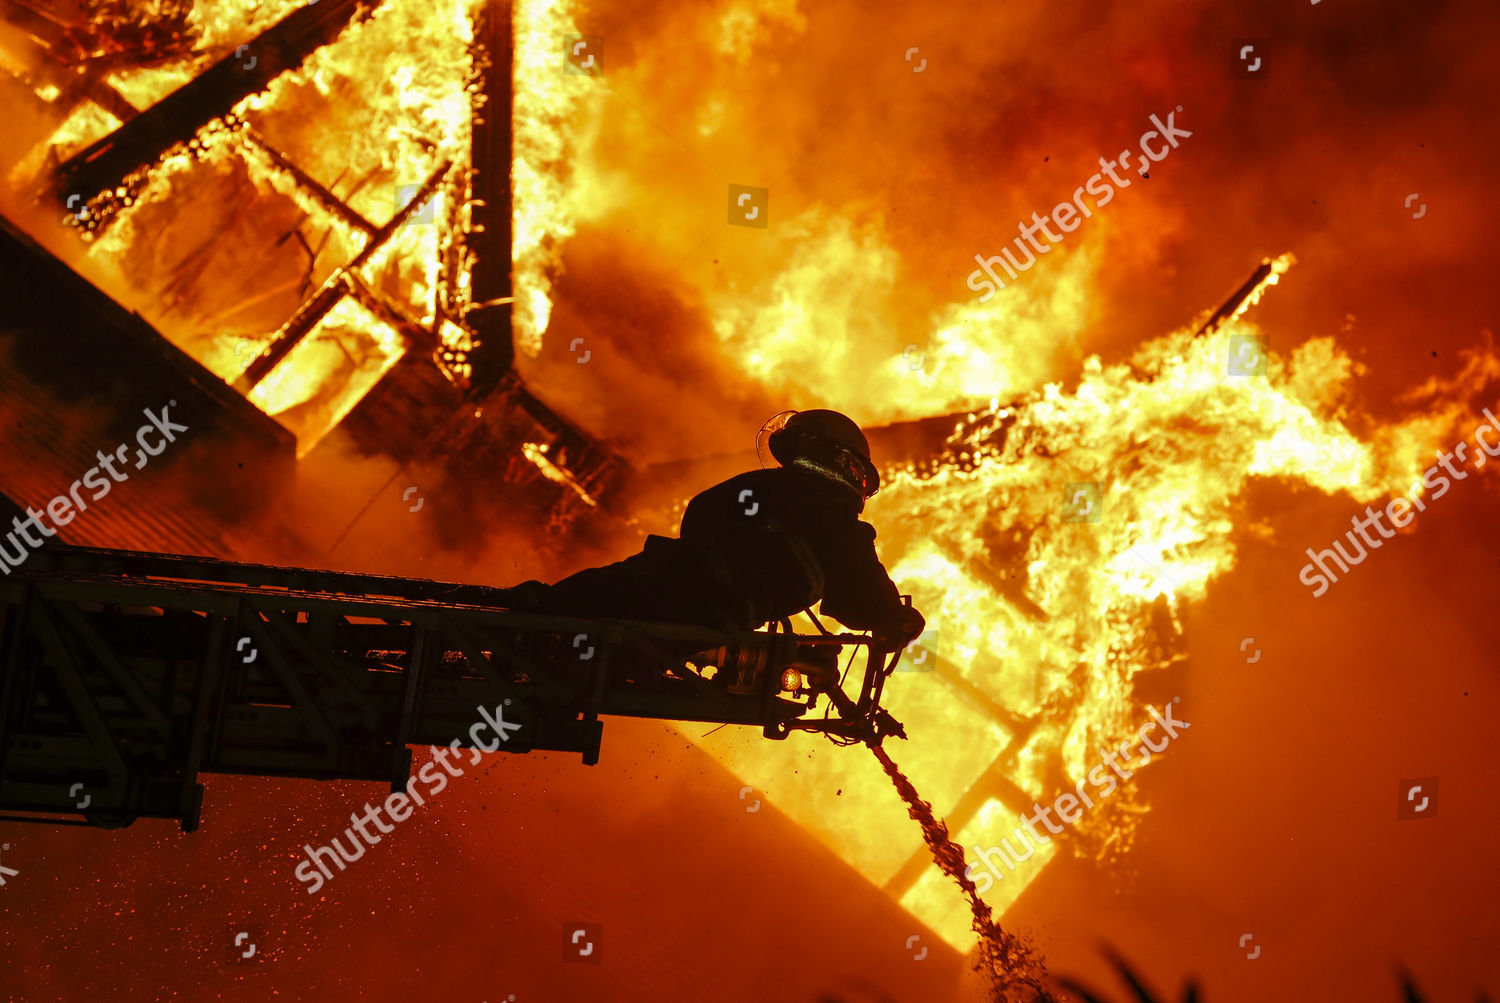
[0,1,1496,1001]
[8,0,623,523]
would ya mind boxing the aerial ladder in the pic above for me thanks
[0,544,907,831]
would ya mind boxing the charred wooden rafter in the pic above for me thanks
[235,159,452,393]
[463,0,516,395]
[242,128,378,237]
[875,259,1291,473]
[51,0,381,210]
[1193,258,1276,338]
[347,274,439,356]
[484,372,634,512]
[0,0,140,122]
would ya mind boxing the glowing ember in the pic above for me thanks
[522,442,600,507]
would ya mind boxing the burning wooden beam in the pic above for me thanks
[347,275,439,356]
[869,256,1296,467]
[241,129,378,238]
[463,0,517,395]
[234,160,452,394]
[0,1,141,122]
[50,0,381,216]
[506,380,634,512]
[1193,254,1292,338]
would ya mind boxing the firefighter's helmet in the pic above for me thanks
[756,409,881,500]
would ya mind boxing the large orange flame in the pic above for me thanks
[681,254,1495,949]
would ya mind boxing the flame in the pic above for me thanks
[246,296,404,457]
[1376,330,1500,495]
[683,256,1496,951]
[105,63,198,110]
[6,0,1495,969]
[511,0,591,355]
[6,103,123,191]
[711,209,1099,424]
[14,0,486,452]
[186,0,308,52]
[7,0,590,452]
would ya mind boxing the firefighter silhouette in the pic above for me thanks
[507,409,925,651]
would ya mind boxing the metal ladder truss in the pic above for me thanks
[0,545,889,831]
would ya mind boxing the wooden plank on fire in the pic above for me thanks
[0,1,141,123]
[463,0,516,394]
[234,159,451,394]
[347,274,439,354]
[242,129,377,237]
[50,0,382,207]
[1192,257,1280,337]
[496,376,634,512]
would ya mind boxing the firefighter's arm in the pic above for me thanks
[816,521,924,648]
